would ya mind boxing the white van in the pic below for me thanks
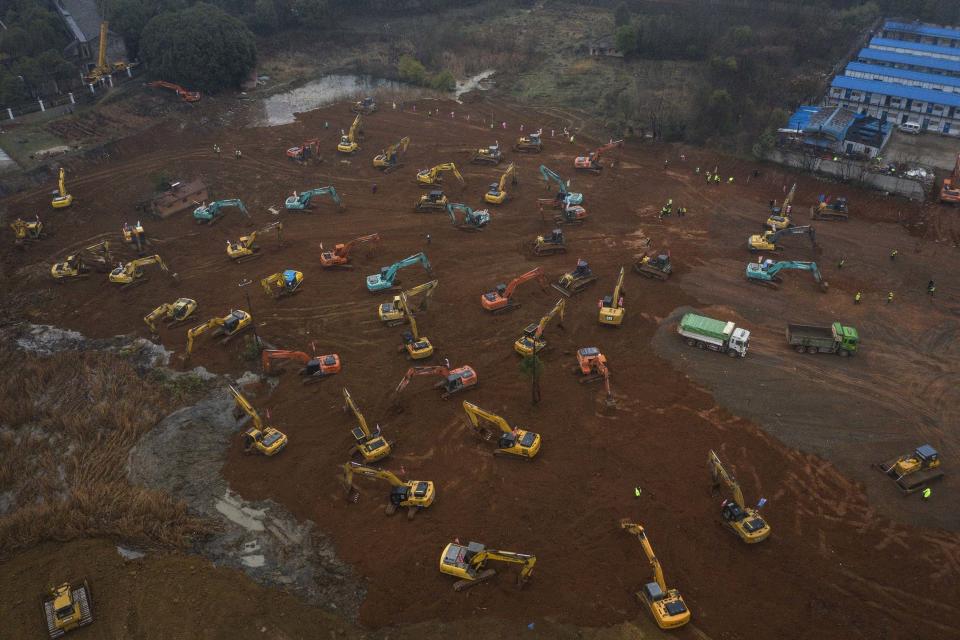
[898,121,922,135]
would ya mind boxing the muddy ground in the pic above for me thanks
[2,91,959,639]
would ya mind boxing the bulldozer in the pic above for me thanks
[462,401,541,459]
[50,241,113,280]
[226,222,283,262]
[471,141,502,165]
[108,254,172,288]
[598,266,626,327]
[261,348,341,383]
[395,364,478,399]
[42,579,93,639]
[398,292,434,360]
[286,138,320,163]
[320,233,380,269]
[481,267,548,314]
[574,347,615,407]
[378,280,438,326]
[185,310,252,356]
[10,215,44,246]
[341,461,434,519]
[229,385,288,456]
[143,298,197,334]
[708,450,772,543]
[619,519,690,629]
[876,444,943,495]
[337,114,363,153]
[552,259,597,297]
[261,270,304,299]
[811,194,850,221]
[440,541,536,591]
[415,190,449,212]
[513,129,543,153]
[484,162,516,205]
[373,136,409,173]
[343,387,391,463]
[416,163,464,188]
[121,220,147,255]
[633,251,672,280]
[514,298,564,357]
[530,228,567,256]
[351,96,377,114]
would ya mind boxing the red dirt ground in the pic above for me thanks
[3,97,960,640]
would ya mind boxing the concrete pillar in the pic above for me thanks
[88,83,95,94]
[69,92,75,105]
[108,75,113,88]
[126,67,132,77]
[38,99,44,112]
[6,108,13,120]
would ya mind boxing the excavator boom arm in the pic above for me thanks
[396,366,449,393]
[229,385,263,431]
[620,519,667,592]
[342,388,372,437]
[708,450,747,509]
[344,461,403,488]
[462,401,513,435]
[503,267,546,299]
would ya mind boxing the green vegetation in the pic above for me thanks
[398,55,455,91]
[0,1,74,103]
[140,3,257,92]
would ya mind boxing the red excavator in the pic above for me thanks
[261,348,342,383]
[940,153,960,204]
[481,267,548,314]
[574,347,615,407]
[287,139,321,162]
[395,364,478,399]
[147,80,201,102]
[573,139,623,173]
[320,233,381,269]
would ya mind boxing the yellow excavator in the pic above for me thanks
[260,270,304,299]
[598,266,625,326]
[708,450,772,543]
[143,298,198,334]
[619,519,690,629]
[341,461,435,519]
[343,387,391,463]
[514,298,564,356]
[398,291,434,360]
[373,136,410,173]
[10,216,43,246]
[42,579,93,638]
[186,310,252,356]
[84,21,129,84]
[121,220,147,254]
[416,162,464,188]
[462,401,541,459]
[51,167,72,208]
[378,279,439,326]
[439,541,536,591]
[226,222,282,262]
[50,241,112,280]
[108,254,171,288]
[337,114,363,153]
[767,183,796,230]
[484,162,516,205]
[229,385,288,456]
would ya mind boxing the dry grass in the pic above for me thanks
[0,348,218,555]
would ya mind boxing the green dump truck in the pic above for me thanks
[785,322,858,356]
[677,313,750,358]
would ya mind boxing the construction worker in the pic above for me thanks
[705,171,712,183]
[854,291,861,304]
[887,291,894,304]
[324,121,329,129]
[890,249,898,260]
[371,183,378,194]
[714,173,721,184]
[927,279,936,294]
[728,176,734,184]
[663,159,669,170]
[695,166,700,174]
[678,206,686,217]
[426,233,431,245]
[922,487,932,501]
[213,144,221,158]
[634,486,641,498]
[838,257,845,269]
[659,199,672,219]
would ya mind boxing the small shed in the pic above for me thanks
[152,180,209,219]
[589,37,624,58]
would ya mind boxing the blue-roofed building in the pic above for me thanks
[856,48,960,78]
[827,75,960,134]
[881,20,960,48]
[780,105,892,158]
[844,62,960,93]
[870,37,960,62]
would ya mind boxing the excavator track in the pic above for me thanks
[490,302,520,315]
[453,569,497,591]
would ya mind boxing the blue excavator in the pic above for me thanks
[193,199,249,224]
[367,252,433,293]
[285,186,343,211]
[538,165,583,206]
[446,202,490,232]
[745,259,828,292]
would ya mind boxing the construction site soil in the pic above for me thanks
[2,94,960,639]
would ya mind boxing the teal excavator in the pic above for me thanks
[446,203,490,231]
[745,259,828,292]
[193,199,248,224]
[366,253,433,292]
[285,187,343,211]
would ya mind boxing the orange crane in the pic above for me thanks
[320,233,381,269]
[573,139,623,173]
[395,364,478,399]
[480,267,548,314]
[940,153,960,204]
[146,80,201,102]
[261,348,341,383]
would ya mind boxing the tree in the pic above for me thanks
[291,0,328,25]
[430,69,455,91]
[614,25,637,55]
[140,3,257,92]
[251,0,279,33]
[398,55,427,85]
[613,2,630,27]
[752,129,776,160]
[108,0,150,60]
[703,89,735,135]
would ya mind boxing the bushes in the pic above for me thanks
[397,55,455,91]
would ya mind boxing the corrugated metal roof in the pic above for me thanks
[857,48,960,74]
[56,0,102,42]
[831,75,960,108]
[883,20,960,41]
[870,37,960,61]
[845,61,960,89]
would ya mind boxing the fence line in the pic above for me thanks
[0,66,146,123]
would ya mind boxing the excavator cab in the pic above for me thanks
[640,582,689,624]
[390,481,433,507]
[223,310,246,334]
[720,500,769,535]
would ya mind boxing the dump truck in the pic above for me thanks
[677,313,749,358]
[786,322,858,356]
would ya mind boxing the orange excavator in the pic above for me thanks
[480,267,548,314]
[261,348,342,383]
[146,80,201,102]
[320,233,381,269]
[287,139,321,162]
[574,347,615,407]
[940,153,960,204]
[573,139,623,173]
[395,364,478,399]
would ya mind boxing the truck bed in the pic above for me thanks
[786,323,833,344]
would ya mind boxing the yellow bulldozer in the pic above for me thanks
[42,579,93,638]
[876,444,943,494]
